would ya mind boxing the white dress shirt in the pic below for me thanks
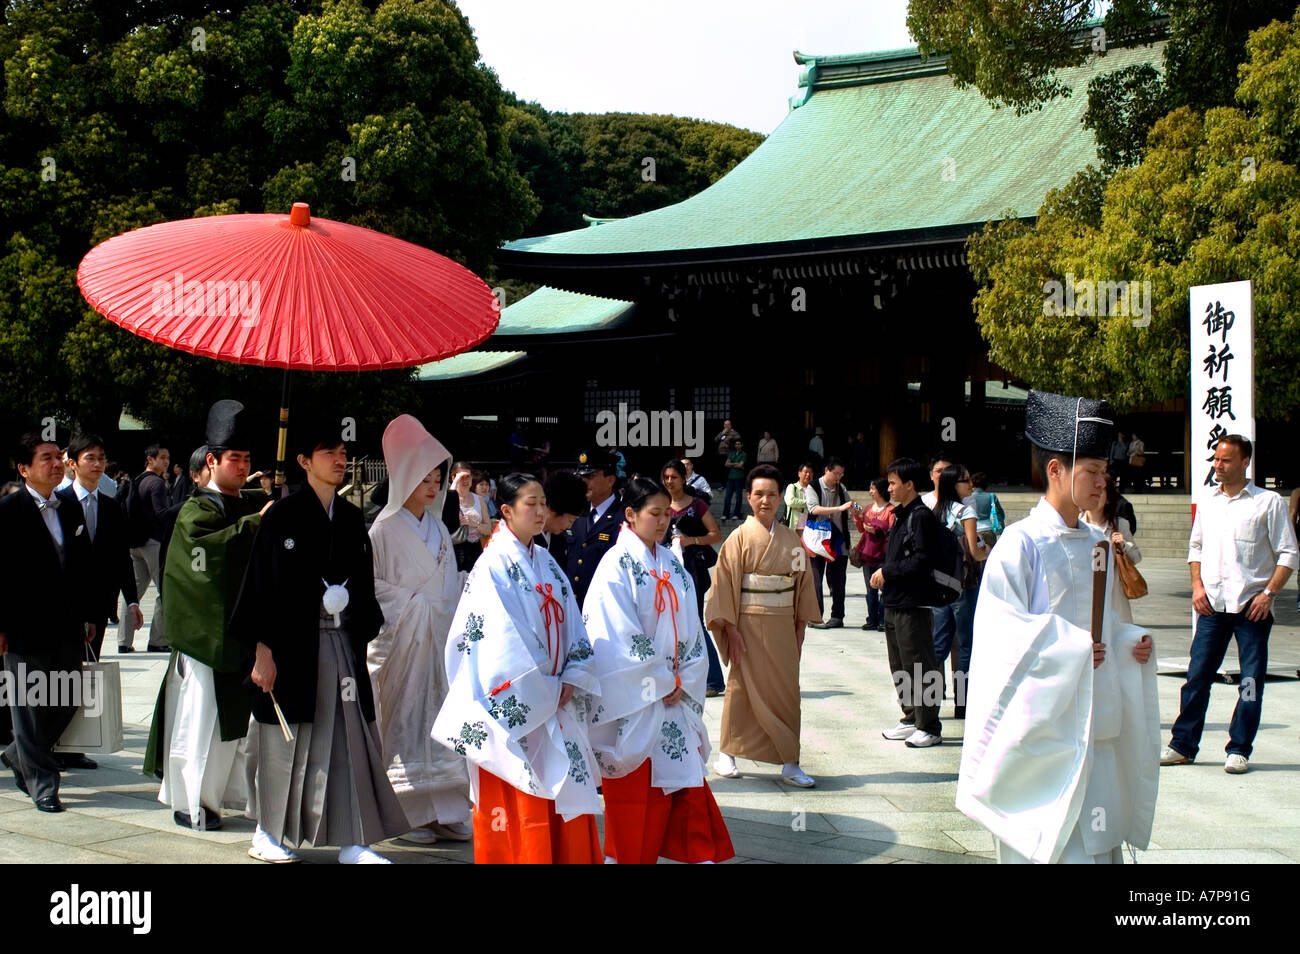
[27,483,64,549]
[1189,481,1299,613]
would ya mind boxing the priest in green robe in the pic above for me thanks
[143,400,269,831]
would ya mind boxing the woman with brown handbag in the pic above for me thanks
[1082,476,1145,623]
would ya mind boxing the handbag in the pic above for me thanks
[848,540,864,568]
[1114,545,1148,600]
[53,645,124,755]
[989,494,1004,535]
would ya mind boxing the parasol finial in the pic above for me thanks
[289,202,310,227]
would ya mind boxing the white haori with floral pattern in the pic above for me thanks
[583,525,710,794]
[433,526,602,821]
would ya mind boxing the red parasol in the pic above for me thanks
[77,202,498,483]
[77,202,497,370]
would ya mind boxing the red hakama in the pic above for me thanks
[472,767,602,864]
[602,759,735,864]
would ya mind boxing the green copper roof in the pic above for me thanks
[494,286,635,336]
[502,42,1163,260]
[415,349,526,381]
[415,286,635,381]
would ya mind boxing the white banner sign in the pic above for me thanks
[1189,280,1253,506]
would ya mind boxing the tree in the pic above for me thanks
[968,9,1300,419]
[907,0,1297,170]
[501,95,765,237]
[0,0,536,439]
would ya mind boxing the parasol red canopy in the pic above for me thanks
[76,203,498,371]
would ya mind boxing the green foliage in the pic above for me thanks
[969,9,1300,418]
[502,95,765,236]
[0,0,534,436]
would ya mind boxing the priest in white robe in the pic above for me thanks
[956,390,1160,864]
[368,415,472,844]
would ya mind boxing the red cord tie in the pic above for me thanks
[488,679,512,697]
[650,569,682,688]
[535,582,565,675]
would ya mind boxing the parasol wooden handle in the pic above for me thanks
[1090,541,1109,644]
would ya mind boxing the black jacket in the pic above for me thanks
[229,486,383,725]
[55,485,139,622]
[133,470,170,542]
[0,488,97,655]
[881,497,944,609]
[565,495,625,607]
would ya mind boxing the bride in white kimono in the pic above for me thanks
[432,473,604,863]
[367,415,471,844]
[583,476,734,864]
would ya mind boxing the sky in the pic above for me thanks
[455,0,917,134]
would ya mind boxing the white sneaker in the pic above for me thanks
[904,729,943,748]
[339,844,393,864]
[781,764,815,788]
[1160,745,1194,765]
[1224,754,1249,774]
[248,825,301,864]
[882,722,915,741]
[713,754,741,778]
[397,827,439,845]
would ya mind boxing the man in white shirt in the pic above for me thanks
[1162,434,1297,774]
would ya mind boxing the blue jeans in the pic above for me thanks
[862,563,884,627]
[1170,610,1272,760]
[723,478,744,518]
[931,586,976,705]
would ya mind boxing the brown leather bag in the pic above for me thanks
[1114,545,1147,600]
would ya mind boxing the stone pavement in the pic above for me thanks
[1,554,1296,864]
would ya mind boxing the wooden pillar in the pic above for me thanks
[879,415,898,472]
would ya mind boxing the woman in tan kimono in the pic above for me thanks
[368,415,472,844]
[704,464,822,787]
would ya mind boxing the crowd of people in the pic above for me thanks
[1,391,1296,865]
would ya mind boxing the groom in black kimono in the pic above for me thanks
[231,419,405,863]
[0,431,98,812]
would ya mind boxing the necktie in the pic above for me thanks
[84,493,97,542]
[37,496,60,511]
[588,507,598,533]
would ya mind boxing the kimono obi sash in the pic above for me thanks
[739,573,795,609]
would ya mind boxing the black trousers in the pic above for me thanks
[812,555,847,621]
[3,642,83,802]
[884,606,942,736]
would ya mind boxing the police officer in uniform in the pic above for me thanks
[565,449,624,607]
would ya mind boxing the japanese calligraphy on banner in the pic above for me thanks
[1189,280,1254,507]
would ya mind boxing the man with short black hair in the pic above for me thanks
[871,458,945,748]
[120,443,171,653]
[535,470,587,561]
[809,457,855,629]
[1162,434,1297,774]
[57,434,142,660]
[0,431,98,812]
[233,418,406,864]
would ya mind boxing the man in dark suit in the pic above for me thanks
[565,449,625,607]
[54,433,141,772]
[57,434,142,659]
[0,431,98,812]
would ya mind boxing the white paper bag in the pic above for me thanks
[53,659,124,755]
